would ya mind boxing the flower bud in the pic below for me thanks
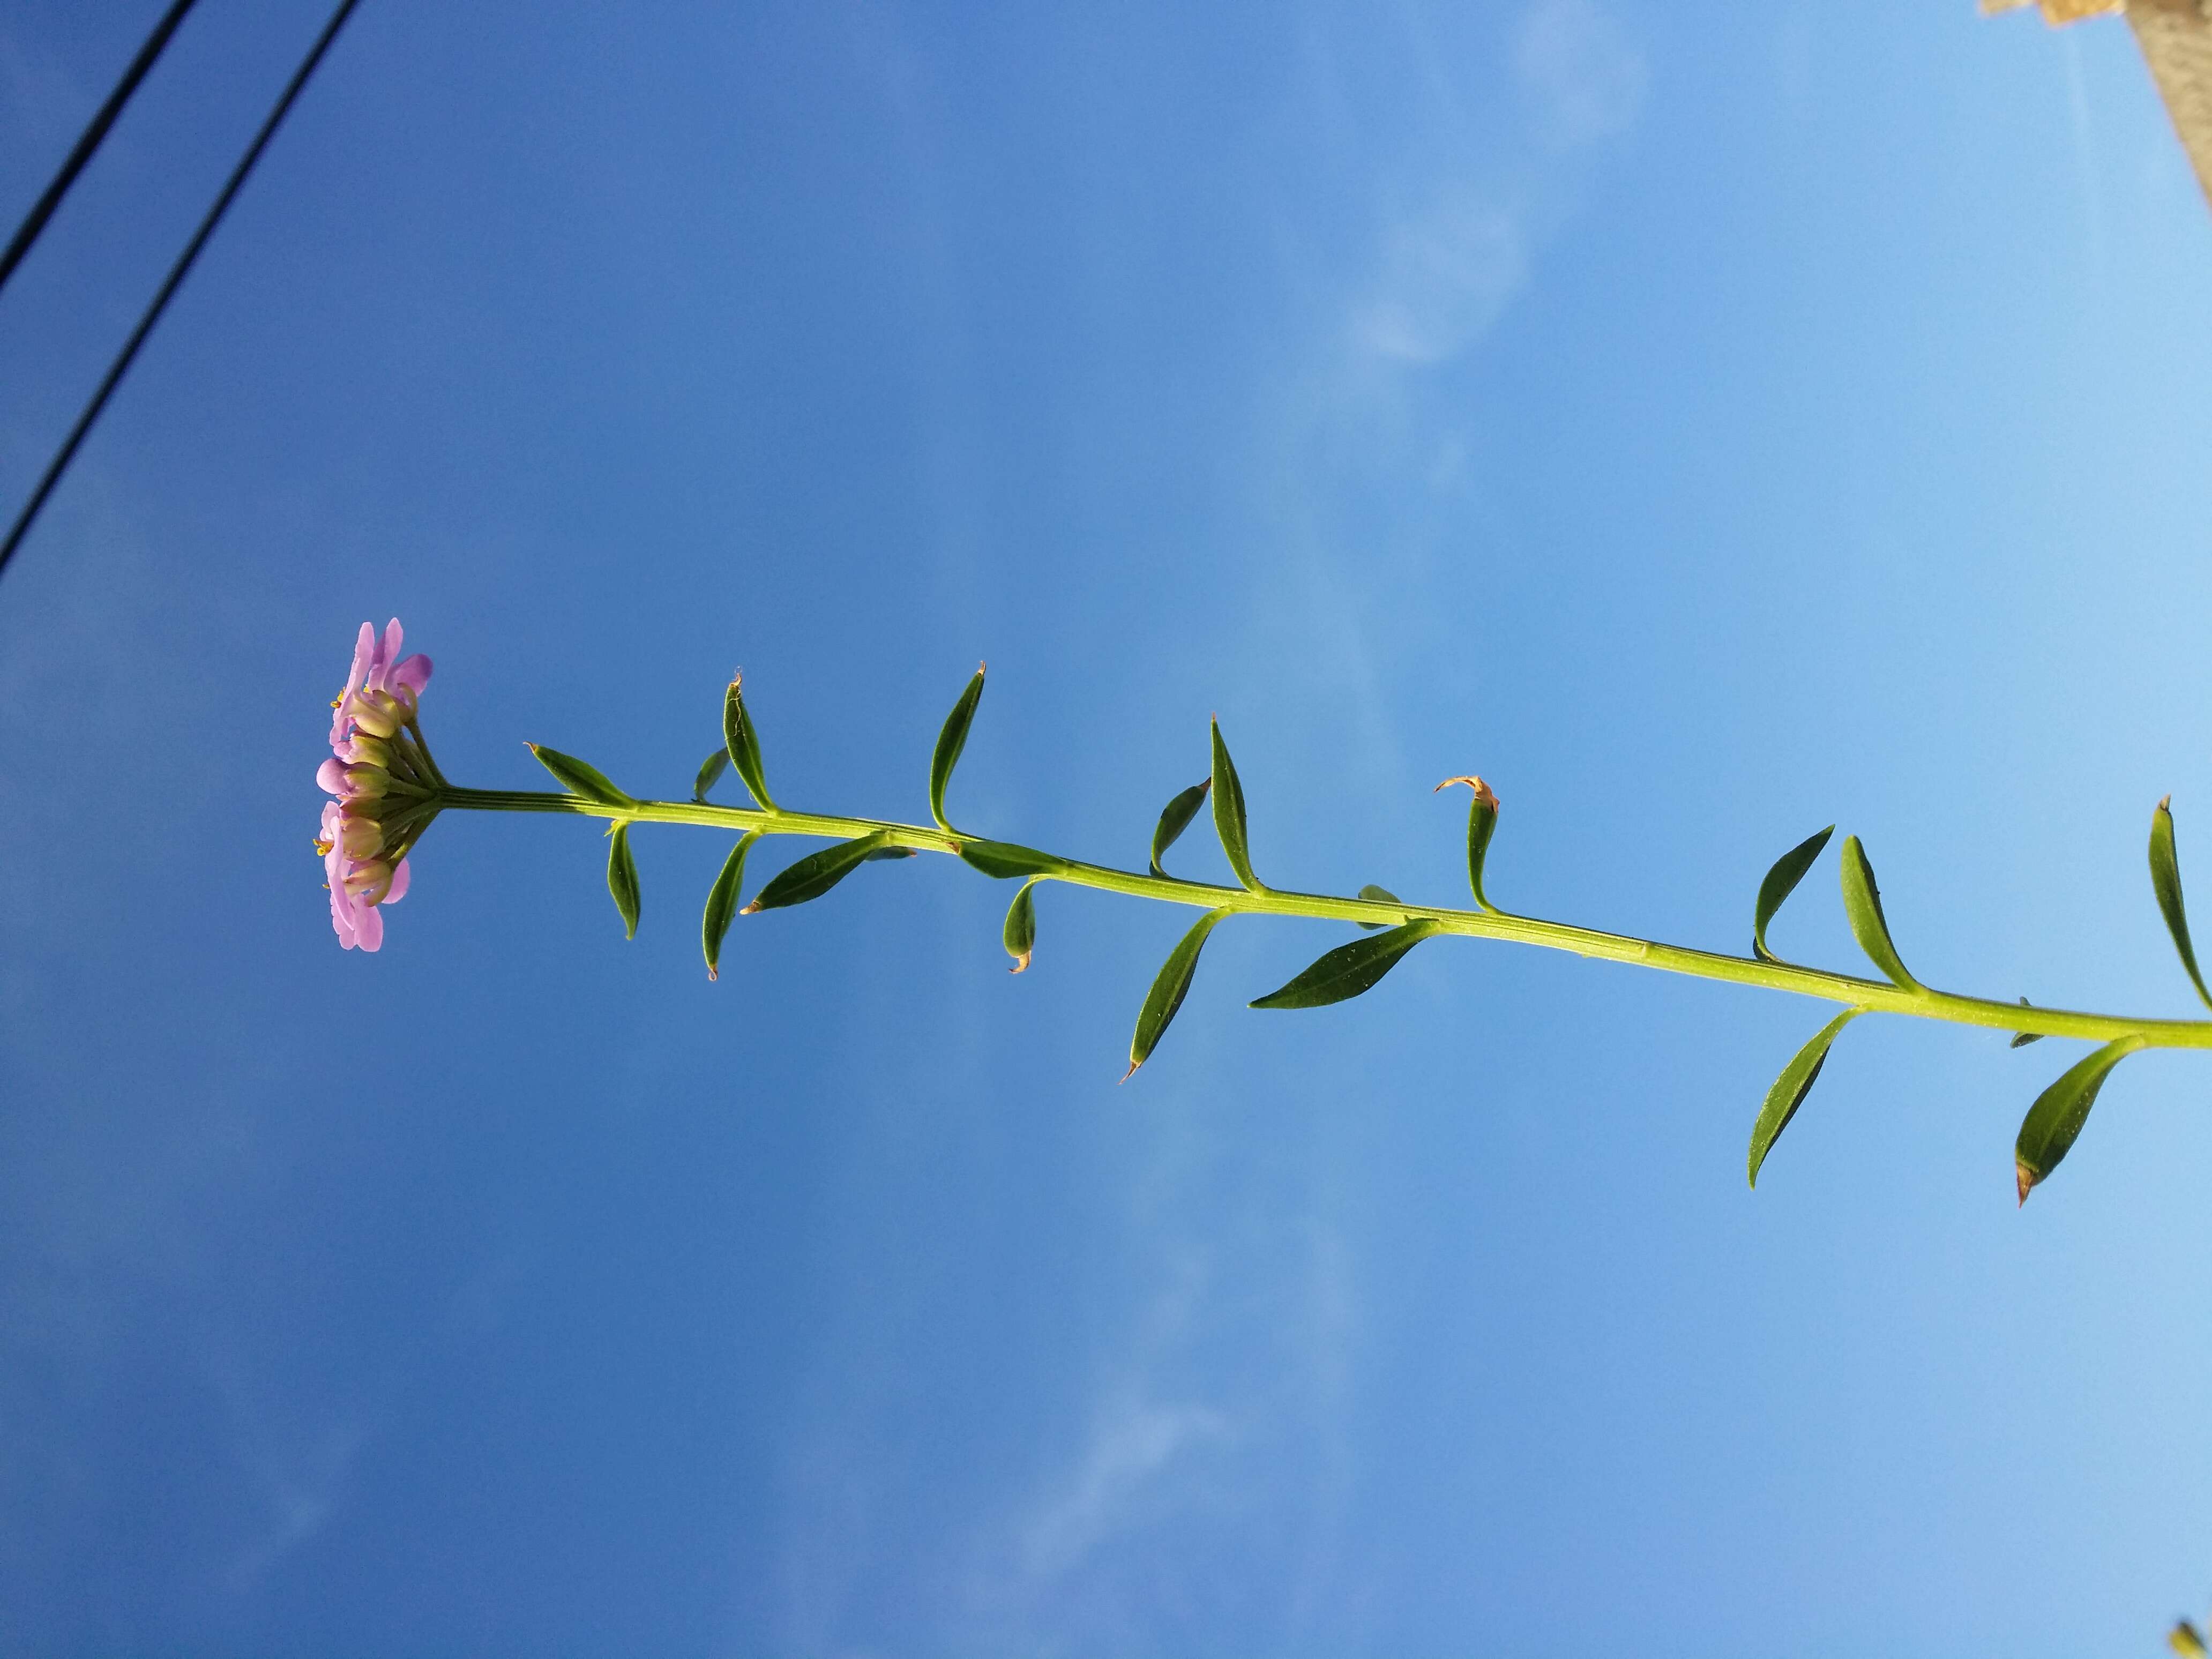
[347,733,394,768]
[342,860,395,903]
[346,690,402,738]
[339,816,385,858]
[342,763,392,799]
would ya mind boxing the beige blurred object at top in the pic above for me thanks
[1984,0,2212,206]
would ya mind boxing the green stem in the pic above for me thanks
[435,786,2212,1051]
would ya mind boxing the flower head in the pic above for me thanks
[318,619,440,951]
[330,619,433,756]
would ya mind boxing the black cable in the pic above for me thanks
[0,0,366,584]
[0,0,204,299]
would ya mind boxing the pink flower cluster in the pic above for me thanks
[317,619,434,951]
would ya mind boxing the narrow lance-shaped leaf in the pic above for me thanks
[1747,1008,1859,1189]
[742,829,894,914]
[700,832,758,980]
[1250,920,1443,1010]
[1838,835,1921,992]
[1752,825,1834,963]
[529,743,631,805]
[929,664,985,833]
[1435,776,1502,914]
[2014,1035,2147,1205]
[693,748,729,803]
[607,823,641,940]
[2009,997,2043,1049]
[2149,796,2212,1011]
[722,674,777,811]
[1125,907,1231,1080]
[1149,778,1212,877]
[1003,877,1041,974]
[1355,883,1402,930]
[1210,719,1262,892]
[958,839,1068,880]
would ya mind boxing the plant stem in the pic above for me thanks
[435,786,2212,1051]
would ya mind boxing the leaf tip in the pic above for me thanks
[738,901,760,916]
[706,964,719,981]
[1120,1060,1140,1083]
[2015,1161,2036,1206]
[2160,793,2173,814]
[1009,953,1031,975]
[1434,774,1499,809]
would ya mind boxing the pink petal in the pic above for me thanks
[328,872,359,947]
[392,653,432,696]
[317,758,348,795]
[347,623,376,694]
[363,619,403,691]
[353,901,384,952]
[384,857,411,904]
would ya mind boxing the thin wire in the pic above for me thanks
[0,0,204,298]
[0,0,366,584]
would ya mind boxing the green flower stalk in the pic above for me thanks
[319,622,2212,1204]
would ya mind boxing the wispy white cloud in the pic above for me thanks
[1017,1392,1231,1581]
[1352,0,1647,372]
[1515,0,1649,148]
[1357,192,1529,365]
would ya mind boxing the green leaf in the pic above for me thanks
[1355,883,1402,930]
[1250,920,1442,1010]
[1210,719,1262,892]
[929,664,986,833]
[607,823,641,940]
[1838,835,1920,992]
[529,743,631,805]
[1752,825,1834,963]
[700,832,758,979]
[956,839,1068,880]
[1435,777,1501,914]
[722,674,777,811]
[1148,778,1212,877]
[2149,796,2212,1011]
[693,748,730,803]
[2014,1035,2146,1204]
[2009,996,2043,1048]
[742,829,893,913]
[1746,1009,1859,1189]
[1125,907,1231,1079]
[1003,877,1041,974]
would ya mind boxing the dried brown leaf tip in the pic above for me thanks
[2015,1159,2037,1207]
[1433,775,1500,811]
[1008,949,1032,975]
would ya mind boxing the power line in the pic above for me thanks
[0,0,367,584]
[0,0,204,298]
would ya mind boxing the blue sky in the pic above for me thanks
[4,1,2212,1653]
